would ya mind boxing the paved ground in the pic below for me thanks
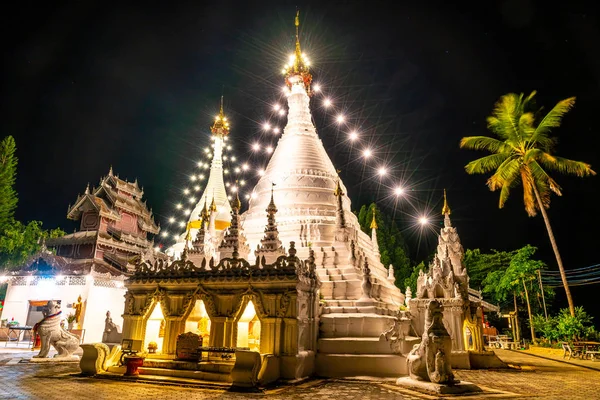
[0,349,599,399]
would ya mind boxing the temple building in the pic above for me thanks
[1,169,160,343]
[80,13,500,384]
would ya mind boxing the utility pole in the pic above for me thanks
[538,269,548,321]
[513,292,521,343]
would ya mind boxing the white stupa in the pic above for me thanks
[169,97,232,257]
[240,12,406,376]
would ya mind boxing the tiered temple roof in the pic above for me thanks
[45,168,161,273]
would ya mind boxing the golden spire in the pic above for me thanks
[295,10,301,62]
[442,189,451,216]
[231,191,241,211]
[210,96,229,136]
[210,194,217,212]
[201,197,209,222]
[370,209,378,230]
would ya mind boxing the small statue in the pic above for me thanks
[73,295,83,327]
[33,301,80,358]
[102,311,123,344]
[406,300,455,384]
[360,260,372,300]
[158,319,165,338]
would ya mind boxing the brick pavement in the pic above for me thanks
[0,349,598,399]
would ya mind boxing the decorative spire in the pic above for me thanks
[210,195,217,213]
[255,183,284,263]
[442,189,452,228]
[231,191,241,211]
[442,189,451,216]
[283,10,312,93]
[295,10,301,62]
[370,208,378,230]
[108,165,114,176]
[201,197,209,222]
[85,183,90,195]
[370,207,380,257]
[210,96,230,136]
[267,182,277,213]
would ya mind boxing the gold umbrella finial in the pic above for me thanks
[442,189,451,215]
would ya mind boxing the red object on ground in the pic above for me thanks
[123,356,145,376]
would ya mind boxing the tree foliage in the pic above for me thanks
[356,203,411,287]
[0,135,65,274]
[482,245,546,302]
[533,307,597,342]
[464,248,514,290]
[0,221,65,271]
[0,136,18,230]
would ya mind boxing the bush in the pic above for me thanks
[532,306,597,343]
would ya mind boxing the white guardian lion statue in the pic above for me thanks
[33,300,80,358]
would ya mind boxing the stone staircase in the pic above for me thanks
[296,244,407,377]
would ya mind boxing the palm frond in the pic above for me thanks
[534,97,576,138]
[464,153,510,175]
[518,112,536,140]
[459,136,512,154]
[529,160,562,196]
[487,158,520,192]
[536,152,596,177]
[520,168,537,216]
[498,168,521,208]
[486,93,522,141]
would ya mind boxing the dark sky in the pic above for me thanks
[2,1,599,317]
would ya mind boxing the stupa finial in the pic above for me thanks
[85,183,90,195]
[442,189,451,216]
[295,10,301,60]
[370,208,378,230]
[211,96,229,136]
[267,182,277,213]
[231,191,241,211]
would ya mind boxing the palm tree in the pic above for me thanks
[460,91,596,317]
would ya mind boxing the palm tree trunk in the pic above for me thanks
[522,278,536,344]
[531,184,575,317]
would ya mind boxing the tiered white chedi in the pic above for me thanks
[240,15,406,376]
[169,98,232,258]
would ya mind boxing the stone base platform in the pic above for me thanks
[30,355,80,363]
[316,353,406,377]
[106,358,233,383]
[396,377,482,395]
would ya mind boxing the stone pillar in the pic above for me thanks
[224,317,237,348]
[122,315,145,343]
[163,318,185,355]
[282,318,298,356]
[259,317,279,355]
[210,317,227,347]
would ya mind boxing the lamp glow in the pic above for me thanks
[324,98,332,107]
[394,187,405,196]
[349,131,358,141]
[419,217,429,225]
[363,148,372,158]
[378,167,387,176]
[313,84,321,92]
[252,143,260,151]
[336,114,345,123]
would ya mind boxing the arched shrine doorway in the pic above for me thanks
[145,301,165,353]
[236,300,261,352]
[185,300,211,346]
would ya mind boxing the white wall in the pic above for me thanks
[84,284,126,343]
[2,279,89,328]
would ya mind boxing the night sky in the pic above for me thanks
[2,1,599,318]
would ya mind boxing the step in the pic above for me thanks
[318,337,395,354]
[315,353,407,377]
[320,313,396,337]
[106,365,232,382]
